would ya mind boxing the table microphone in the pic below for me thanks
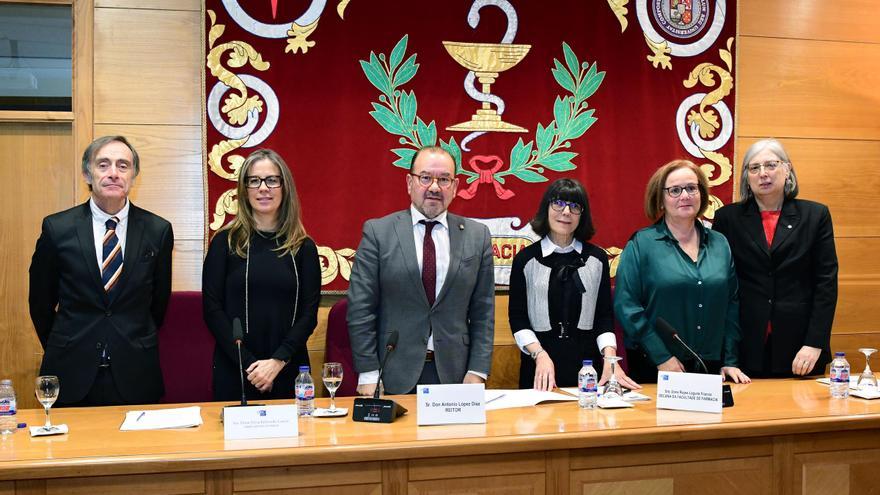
[232,317,248,407]
[655,317,709,374]
[655,317,734,407]
[353,330,408,423]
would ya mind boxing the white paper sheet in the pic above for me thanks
[484,389,577,411]
[559,387,651,402]
[120,406,203,431]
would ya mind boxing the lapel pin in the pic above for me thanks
[787,225,792,229]
[459,224,464,230]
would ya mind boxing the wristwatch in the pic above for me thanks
[530,348,546,361]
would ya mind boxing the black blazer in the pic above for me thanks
[29,202,174,405]
[713,198,838,375]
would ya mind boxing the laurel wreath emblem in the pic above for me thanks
[360,36,605,186]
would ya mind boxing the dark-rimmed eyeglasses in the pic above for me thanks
[663,184,699,197]
[245,175,282,189]
[747,160,785,175]
[549,199,583,215]
[409,173,455,189]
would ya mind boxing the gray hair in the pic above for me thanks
[81,136,140,190]
[738,138,799,202]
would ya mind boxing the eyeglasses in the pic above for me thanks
[549,199,583,215]
[663,184,700,197]
[245,175,282,189]
[747,160,785,174]
[409,173,455,189]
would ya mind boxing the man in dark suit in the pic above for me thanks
[347,146,495,395]
[29,136,174,406]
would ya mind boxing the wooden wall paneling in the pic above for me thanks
[836,238,880,279]
[92,124,203,238]
[732,137,880,238]
[95,0,200,10]
[73,0,94,200]
[737,37,880,140]
[171,238,204,291]
[829,333,880,364]
[739,0,880,44]
[0,124,74,409]
[93,8,201,125]
[836,281,880,334]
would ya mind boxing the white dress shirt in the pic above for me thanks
[90,198,130,273]
[513,236,617,355]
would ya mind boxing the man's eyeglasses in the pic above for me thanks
[245,175,282,189]
[409,173,455,189]
[550,199,583,215]
[747,160,785,175]
[663,184,700,197]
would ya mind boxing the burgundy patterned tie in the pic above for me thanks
[420,220,438,306]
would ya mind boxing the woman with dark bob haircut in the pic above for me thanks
[508,178,639,390]
[713,138,838,377]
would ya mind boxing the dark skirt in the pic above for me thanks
[519,330,604,389]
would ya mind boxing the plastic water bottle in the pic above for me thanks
[295,366,315,416]
[0,380,17,435]
[578,360,598,409]
[830,352,850,399]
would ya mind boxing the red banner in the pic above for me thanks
[205,0,737,292]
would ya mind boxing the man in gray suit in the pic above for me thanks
[347,146,495,395]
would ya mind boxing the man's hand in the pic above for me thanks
[357,383,378,397]
[463,373,485,384]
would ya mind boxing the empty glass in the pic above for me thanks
[603,356,624,400]
[857,348,877,390]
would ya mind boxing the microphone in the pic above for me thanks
[655,317,708,374]
[655,317,733,407]
[373,330,399,399]
[353,330,408,423]
[232,318,248,407]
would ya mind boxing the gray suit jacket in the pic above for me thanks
[347,209,495,394]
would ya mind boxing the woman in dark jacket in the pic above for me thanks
[713,138,838,377]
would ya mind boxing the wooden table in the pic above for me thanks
[1,379,879,494]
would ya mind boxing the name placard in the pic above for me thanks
[656,371,722,413]
[223,405,299,440]
[417,383,486,426]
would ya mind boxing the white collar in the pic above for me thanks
[540,236,582,257]
[89,197,130,223]
[410,205,448,230]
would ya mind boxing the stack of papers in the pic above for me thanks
[816,377,880,399]
[120,406,204,431]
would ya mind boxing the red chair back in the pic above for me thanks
[323,298,359,397]
[158,291,214,403]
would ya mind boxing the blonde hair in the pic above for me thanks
[643,159,710,221]
[223,149,309,258]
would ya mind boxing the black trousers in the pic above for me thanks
[60,367,127,407]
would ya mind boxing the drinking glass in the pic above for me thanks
[603,356,624,400]
[857,348,878,390]
[35,375,60,430]
[322,362,343,412]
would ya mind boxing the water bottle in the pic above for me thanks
[578,360,598,409]
[295,366,315,416]
[829,352,850,399]
[0,380,17,435]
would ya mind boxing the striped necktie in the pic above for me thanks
[102,217,124,293]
